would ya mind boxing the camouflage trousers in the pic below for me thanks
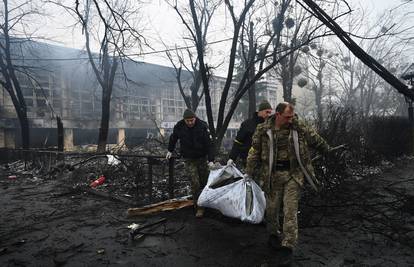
[265,170,303,249]
[185,157,209,207]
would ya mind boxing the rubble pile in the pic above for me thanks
[0,140,192,205]
[301,157,414,248]
[57,154,191,205]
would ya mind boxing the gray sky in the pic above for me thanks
[36,0,413,68]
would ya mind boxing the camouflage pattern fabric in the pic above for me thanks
[246,115,330,249]
[246,115,329,189]
[265,170,302,249]
[185,157,209,207]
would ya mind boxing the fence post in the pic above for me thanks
[168,158,175,199]
[147,157,153,203]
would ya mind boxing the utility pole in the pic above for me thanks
[299,0,414,153]
[401,63,414,154]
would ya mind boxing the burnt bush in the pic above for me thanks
[316,106,411,169]
[306,107,411,200]
[301,107,412,229]
[366,116,411,158]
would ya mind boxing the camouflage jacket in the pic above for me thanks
[246,115,330,189]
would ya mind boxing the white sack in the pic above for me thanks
[197,165,266,224]
[107,155,121,166]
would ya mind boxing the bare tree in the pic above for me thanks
[165,45,204,111]
[297,45,330,126]
[0,0,44,149]
[164,0,221,112]
[269,0,346,104]
[169,0,289,150]
[299,0,414,107]
[53,0,147,152]
[171,0,352,151]
[326,5,413,118]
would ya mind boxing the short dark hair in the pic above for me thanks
[275,102,294,114]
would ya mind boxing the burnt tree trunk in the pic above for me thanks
[0,0,30,149]
[57,116,64,152]
[97,87,112,152]
[248,22,256,119]
[97,54,118,153]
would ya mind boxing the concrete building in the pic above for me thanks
[0,41,279,150]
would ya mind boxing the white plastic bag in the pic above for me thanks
[107,155,121,166]
[197,165,266,224]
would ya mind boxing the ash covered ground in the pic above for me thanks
[0,156,414,267]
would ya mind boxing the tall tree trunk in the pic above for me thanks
[189,0,215,138]
[96,56,117,153]
[19,114,30,149]
[0,0,30,149]
[315,88,323,129]
[248,22,256,118]
[57,116,63,160]
[316,64,324,129]
[248,83,256,118]
[0,65,30,149]
[191,70,202,111]
[97,89,111,152]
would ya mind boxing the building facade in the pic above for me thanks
[0,41,279,150]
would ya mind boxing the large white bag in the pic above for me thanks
[197,165,266,224]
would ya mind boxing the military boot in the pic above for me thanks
[267,234,282,249]
[195,207,205,218]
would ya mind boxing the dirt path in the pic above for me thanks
[0,161,413,266]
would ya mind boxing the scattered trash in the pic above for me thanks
[107,155,121,166]
[127,223,141,230]
[131,233,145,240]
[29,176,41,182]
[129,218,167,239]
[12,239,27,246]
[90,175,106,188]
[127,197,193,217]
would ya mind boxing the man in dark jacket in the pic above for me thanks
[227,100,273,166]
[166,109,214,217]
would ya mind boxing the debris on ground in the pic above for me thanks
[129,218,167,239]
[1,150,414,266]
[127,197,193,217]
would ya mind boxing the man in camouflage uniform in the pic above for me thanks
[166,109,215,218]
[246,102,330,264]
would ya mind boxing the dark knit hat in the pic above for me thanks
[183,109,196,119]
[258,100,272,111]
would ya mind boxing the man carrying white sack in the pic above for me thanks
[166,109,215,218]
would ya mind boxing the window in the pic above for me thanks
[22,87,33,96]
[25,99,33,107]
[53,99,61,108]
[37,99,47,107]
